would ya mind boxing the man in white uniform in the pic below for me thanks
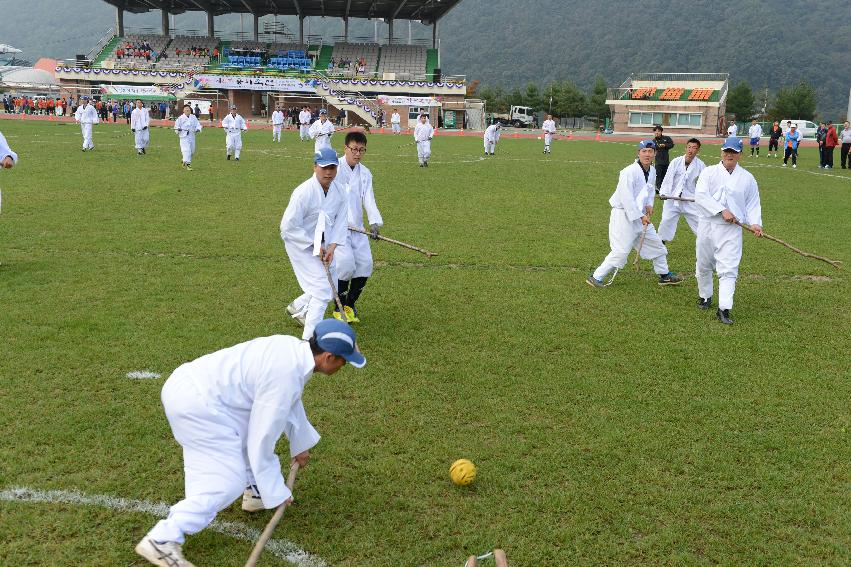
[334,131,383,323]
[298,106,312,141]
[727,120,738,137]
[694,136,763,325]
[74,96,99,151]
[0,130,18,217]
[542,114,556,154]
[483,122,501,156]
[309,109,335,153]
[281,147,349,339]
[587,140,684,288]
[134,319,365,567]
[413,114,434,167]
[390,108,402,134]
[174,104,202,170]
[130,99,150,155]
[221,105,248,161]
[271,106,285,142]
[657,137,705,242]
[748,119,763,157]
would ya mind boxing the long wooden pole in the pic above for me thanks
[348,226,438,257]
[244,462,300,567]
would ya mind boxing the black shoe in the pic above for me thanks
[227,154,231,160]
[658,272,683,286]
[235,157,240,161]
[142,148,146,154]
[697,297,712,310]
[716,308,733,325]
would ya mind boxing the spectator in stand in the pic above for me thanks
[783,124,802,168]
[652,125,675,191]
[839,121,851,169]
[823,120,838,169]
[767,120,783,157]
[816,122,827,168]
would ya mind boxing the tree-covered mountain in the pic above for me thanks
[2,0,849,119]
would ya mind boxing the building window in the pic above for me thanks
[628,111,702,128]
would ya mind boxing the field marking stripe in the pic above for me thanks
[0,486,327,567]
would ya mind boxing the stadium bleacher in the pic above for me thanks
[102,34,170,70]
[377,44,427,80]
[327,42,379,77]
[165,36,219,70]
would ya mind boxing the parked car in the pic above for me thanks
[780,119,818,138]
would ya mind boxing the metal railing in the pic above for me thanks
[629,72,730,83]
[86,26,116,61]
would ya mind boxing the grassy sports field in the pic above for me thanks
[0,119,848,566]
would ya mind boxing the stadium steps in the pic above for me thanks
[314,83,378,127]
[314,44,333,70]
[92,35,120,68]
[426,48,438,81]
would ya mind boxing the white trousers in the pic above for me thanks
[179,136,195,164]
[392,123,401,134]
[134,128,150,150]
[335,232,374,280]
[226,132,243,158]
[313,137,331,154]
[300,124,310,140]
[417,140,431,164]
[147,371,256,544]
[544,133,552,149]
[657,200,700,242]
[484,139,496,153]
[696,219,742,310]
[593,208,669,280]
[284,240,336,339]
[80,123,93,149]
[272,124,283,141]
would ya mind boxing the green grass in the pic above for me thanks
[0,120,849,566]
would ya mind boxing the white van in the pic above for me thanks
[780,119,818,138]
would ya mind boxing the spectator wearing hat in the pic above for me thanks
[281,147,348,339]
[652,125,675,191]
[839,121,851,169]
[823,120,838,169]
[694,136,763,325]
[783,124,803,168]
[587,140,684,288]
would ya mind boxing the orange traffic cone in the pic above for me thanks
[595,130,601,141]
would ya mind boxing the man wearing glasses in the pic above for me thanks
[333,131,383,323]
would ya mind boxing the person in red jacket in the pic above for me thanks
[823,120,838,169]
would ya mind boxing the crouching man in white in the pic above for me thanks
[130,99,150,155]
[414,114,434,167]
[222,105,248,161]
[74,96,99,151]
[587,140,684,287]
[657,137,706,242]
[483,122,501,155]
[334,131,383,323]
[174,104,202,170]
[282,147,349,338]
[135,319,366,567]
[694,136,763,325]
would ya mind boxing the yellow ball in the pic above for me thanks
[449,459,477,486]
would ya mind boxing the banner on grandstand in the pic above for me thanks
[377,95,441,107]
[100,84,171,97]
[193,74,318,92]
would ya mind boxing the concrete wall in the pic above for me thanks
[610,102,724,136]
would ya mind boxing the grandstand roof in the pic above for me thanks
[103,0,463,24]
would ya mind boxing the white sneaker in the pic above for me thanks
[783,163,787,167]
[135,536,196,567]
[242,487,265,512]
[793,164,797,168]
[286,303,306,326]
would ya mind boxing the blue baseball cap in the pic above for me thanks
[638,139,656,150]
[314,319,365,368]
[314,147,339,167]
[721,136,743,152]
[318,108,328,114]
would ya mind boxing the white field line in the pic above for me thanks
[0,486,328,567]
[126,370,161,379]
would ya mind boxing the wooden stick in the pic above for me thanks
[322,258,347,315]
[348,226,438,257]
[736,221,843,269]
[658,195,695,203]
[633,223,649,267]
[244,462,300,567]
